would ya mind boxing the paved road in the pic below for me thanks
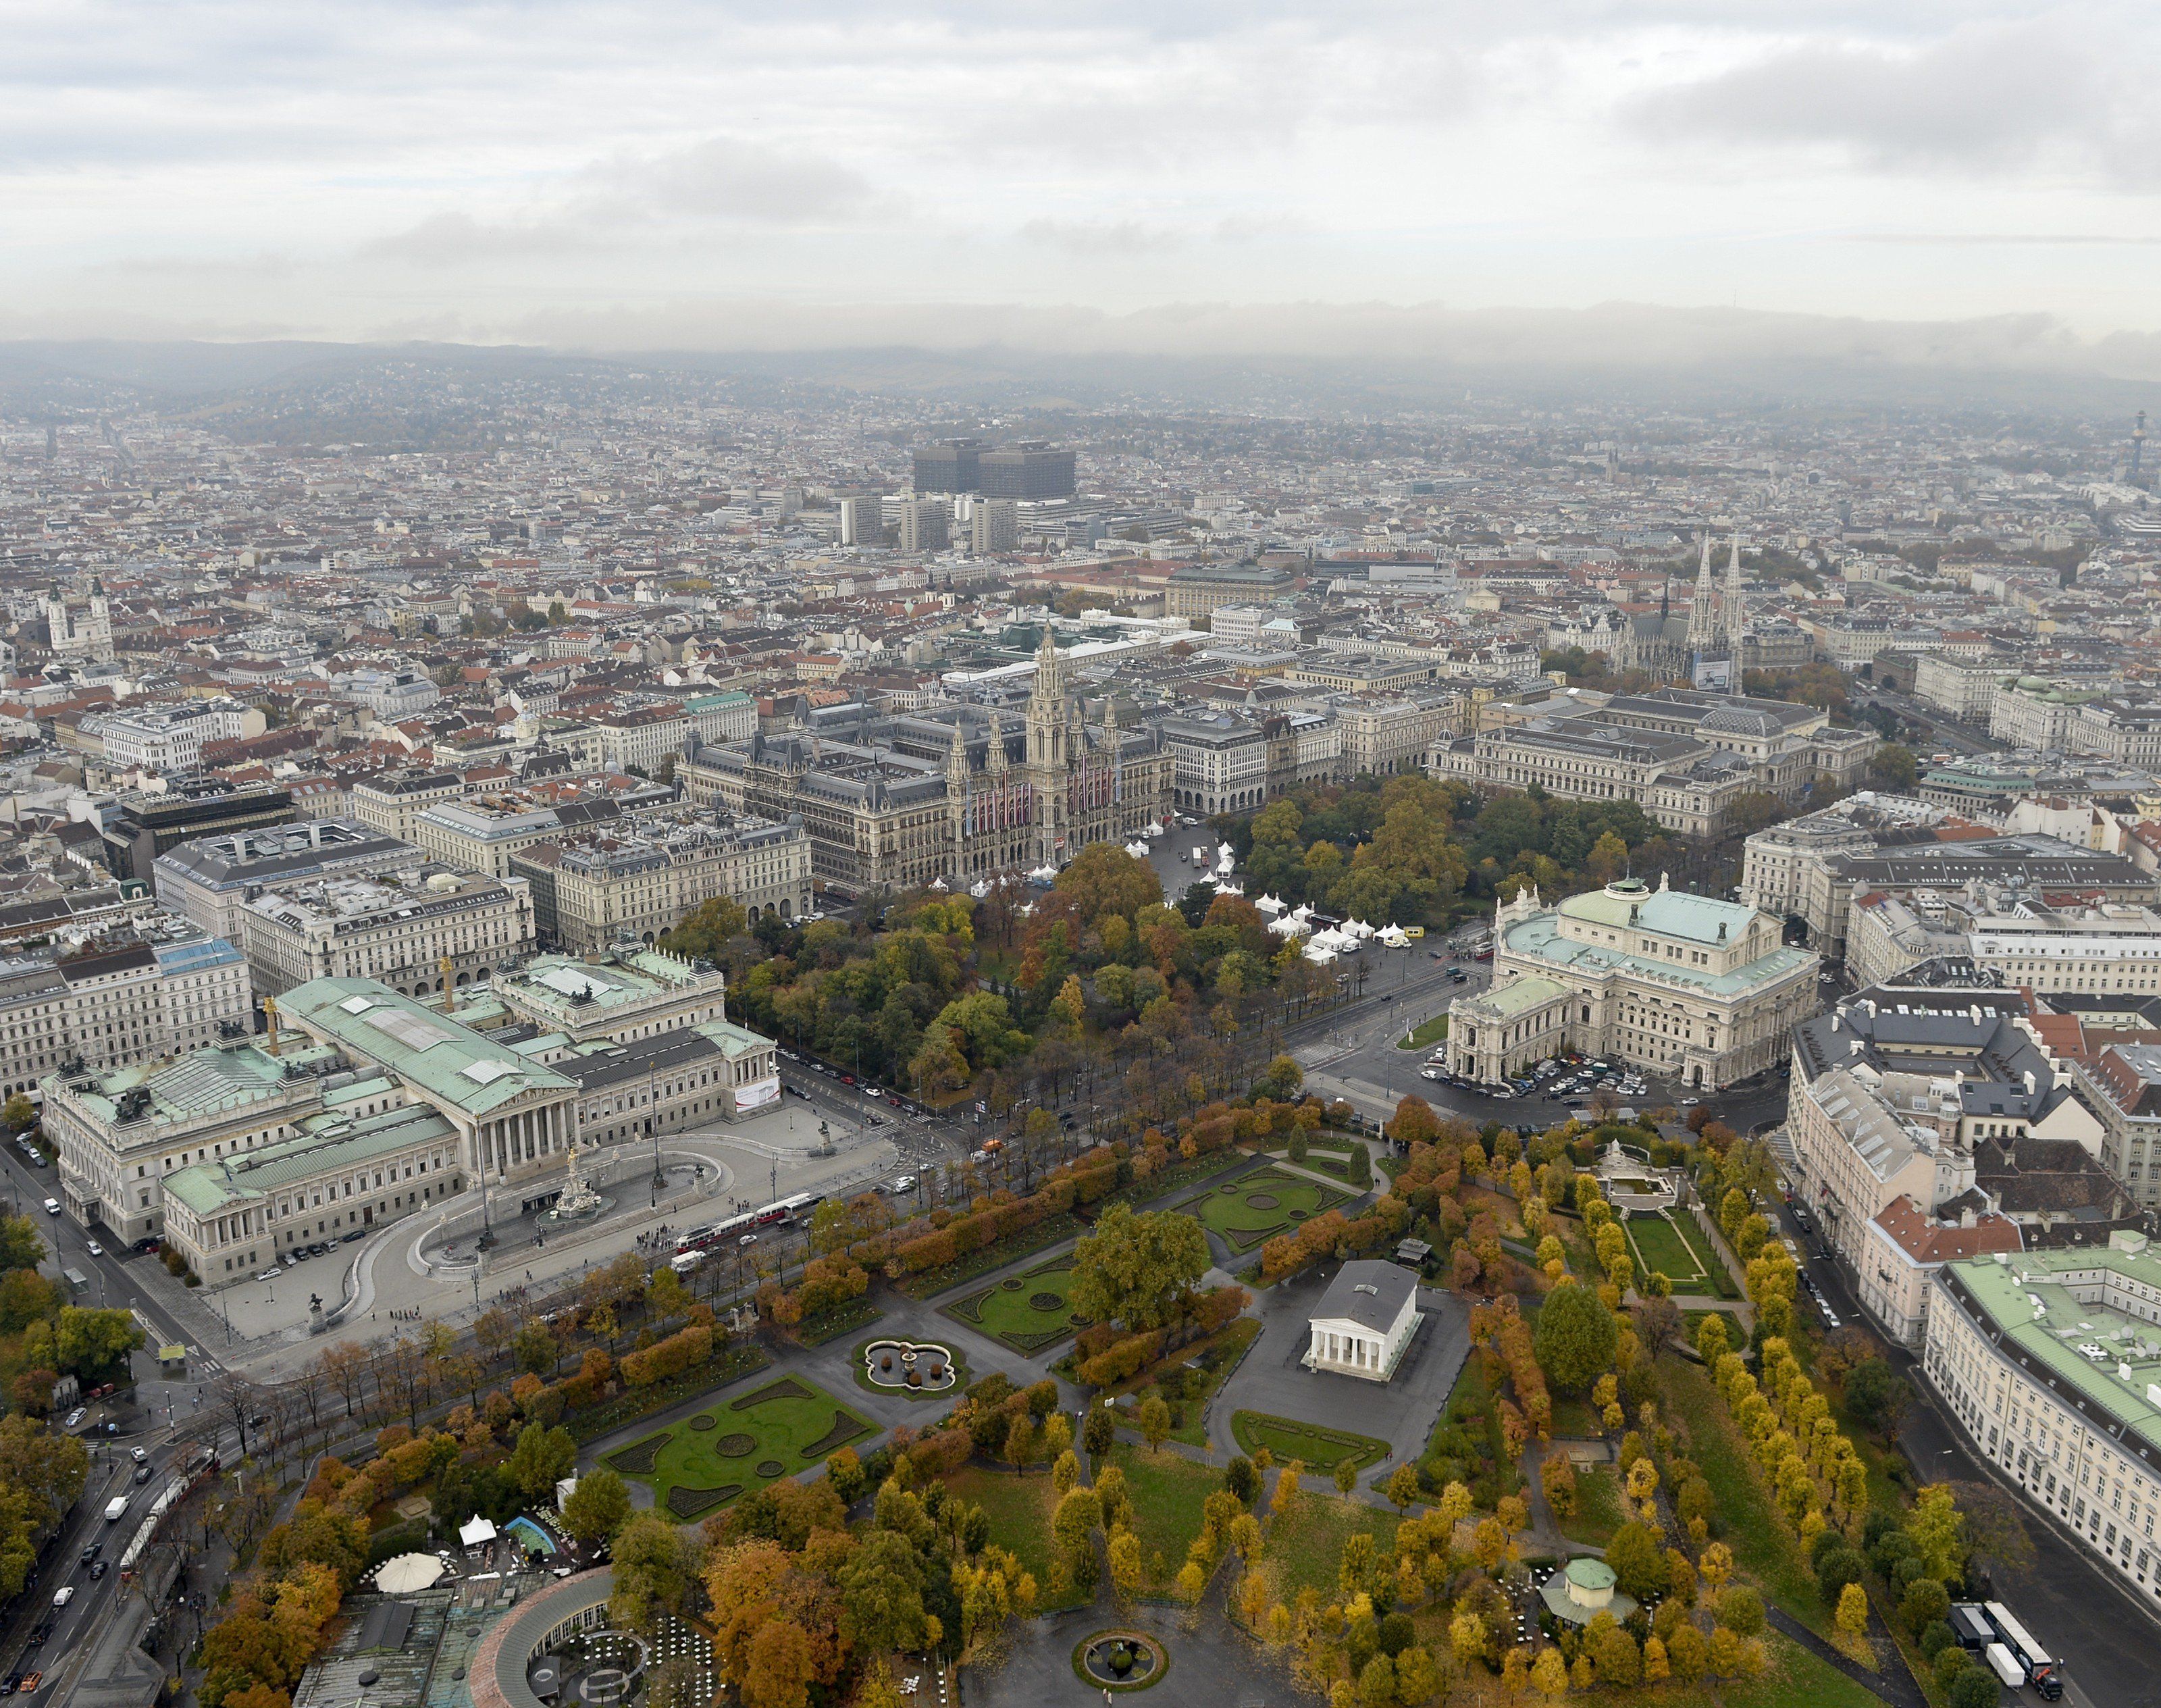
[1852,685,2000,761]
[1773,1198,2147,1708]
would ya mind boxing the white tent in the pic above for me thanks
[1343,918,1376,939]
[1124,841,1150,858]
[1302,941,1340,964]
[459,1517,498,1549]
[1376,925,1411,948]
[1268,914,1312,938]
[1254,894,1286,916]
[1215,880,1244,897]
[375,1553,446,1593]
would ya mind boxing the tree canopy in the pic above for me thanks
[1071,1203,1211,1332]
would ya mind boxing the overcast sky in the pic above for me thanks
[6,1,2159,361]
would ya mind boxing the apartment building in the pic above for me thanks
[0,914,253,1104]
[587,703,688,775]
[1336,692,1460,778]
[509,813,812,952]
[411,783,676,877]
[1160,713,1270,814]
[2073,1045,2161,1210]
[351,772,465,845]
[155,817,423,939]
[1784,981,2124,1310]
[1445,877,1818,1089]
[1913,653,2016,724]
[236,866,536,999]
[100,699,266,776]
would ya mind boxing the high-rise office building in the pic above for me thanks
[912,438,1076,500]
[912,439,981,493]
[898,498,951,552]
[838,494,885,546]
[971,499,1019,554]
[979,442,1076,499]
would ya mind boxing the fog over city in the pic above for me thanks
[5,0,2161,377]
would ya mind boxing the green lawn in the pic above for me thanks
[1286,1145,1371,1185]
[1119,1318,1261,1447]
[1396,1012,1450,1050]
[1623,1214,1711,1289]
[943,1466,1086,1609]
[1558,1463,1623,1547]
[1666,1210,1740,1298]
[1261,1493,1399,1601]
[1109,1443,1225,1589]
[1658,1357,1829,1636]
[1177,1168,1347,1253]
[1230,1411,1390,1474]
[601,1376,875,1520]
[1652,1633,1887,1708]
[944,1258,1086,1353]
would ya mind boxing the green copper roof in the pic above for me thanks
[1947,1238,2161,1453]
[164,1102,459,1216]
[278,977,577,1116]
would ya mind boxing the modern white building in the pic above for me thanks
[1304,1259,1420,1382]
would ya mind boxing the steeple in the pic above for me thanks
[1685,531,1719,648]
[945,719,969,790]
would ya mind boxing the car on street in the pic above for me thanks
[255,1269,278,1281]
[1680,1097,1700,1108]
[63,1407,84,1428]
[132,1464,153,1484]
[130,1445,147,1464]
[1420,1069,1442,1081]
[891,1174,916,1193]
[737,1233,758,1247]
[84,1239,103,1257]
[88,1560,107,1579]
[80,1543,100,1564]
[18,1676,42,1695]
[50,1588,71,1609]
[43,1198,59,1215]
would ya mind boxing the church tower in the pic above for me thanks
[1684,532,1720,650]
[1721,534,1748,654]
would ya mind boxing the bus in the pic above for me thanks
[1982,1602,2062,1699]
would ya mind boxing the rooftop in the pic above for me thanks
[1945,1237,2161,1457]
[277,977,577,1115]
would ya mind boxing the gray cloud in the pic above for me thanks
[582,136,874,225]
[363,134,877,267]
[1020,219,1187,255]
[1626,24,2109,172]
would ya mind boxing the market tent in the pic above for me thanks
[375,1553,446,1593]
[459,1517,498,1548]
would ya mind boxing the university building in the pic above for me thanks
[509,812,812,952]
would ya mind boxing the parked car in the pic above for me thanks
[1420,1069,1443,1081]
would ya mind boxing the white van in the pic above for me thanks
[103,1495,129,1522]
[44,1197,60,1216]
[53,1586,73,1608]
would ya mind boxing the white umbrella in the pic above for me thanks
[375,1553,446,1593]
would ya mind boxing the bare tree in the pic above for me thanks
[321,1340,373,1422]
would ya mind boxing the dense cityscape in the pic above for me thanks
[3,356,2161,1708]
